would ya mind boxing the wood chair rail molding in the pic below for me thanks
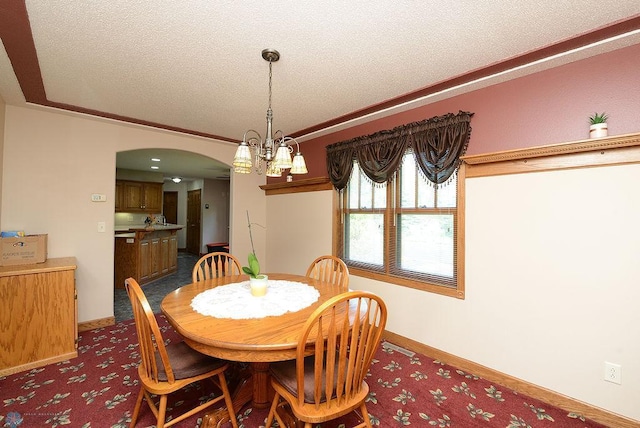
[260,176,333,195]
[462,132,640,178]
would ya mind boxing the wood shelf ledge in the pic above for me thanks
[462,132,640,178]
[260,177,333,195]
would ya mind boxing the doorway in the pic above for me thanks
[186,189,201,255]
[163,191,178,224]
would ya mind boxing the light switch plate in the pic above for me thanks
[91,193,107,202]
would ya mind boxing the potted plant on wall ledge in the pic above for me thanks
[589,112,608,138]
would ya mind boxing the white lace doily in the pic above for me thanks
[190,280,320,319]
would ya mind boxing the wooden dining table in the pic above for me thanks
[160,272,346,426]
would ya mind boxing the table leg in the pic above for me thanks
[201,363,253,428]
[251,361,272,408]
[201,361,274,427]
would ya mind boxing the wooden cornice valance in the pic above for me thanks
[462,132,640,178]
[260,177,333,196]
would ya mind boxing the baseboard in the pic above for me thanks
[382,331,638,428]
[78,316,115,332]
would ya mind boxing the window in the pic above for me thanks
[339,154,464,298]
[327,111,472,299]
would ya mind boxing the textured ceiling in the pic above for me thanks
[1,1,640,180]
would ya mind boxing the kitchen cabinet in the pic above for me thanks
[0,257,78,376]
[138,238,150,283]
[149,236,161,280]
[115,228,181,288]
[115,180,163,212]
[115,181,123,211]
[160,235,178,274]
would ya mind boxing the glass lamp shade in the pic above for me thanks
[272,143,293,169]
[234,165,251,174]
[290,152,308,174]
[233,143,253,169]
[265,162,282,177]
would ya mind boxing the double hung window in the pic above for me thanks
[327,111,473,298]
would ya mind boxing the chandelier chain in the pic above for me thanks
[268,60,273,110]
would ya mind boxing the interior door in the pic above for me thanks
[186,189,201,255]
[162,191,178,224]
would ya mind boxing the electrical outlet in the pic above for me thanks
[604,362,622,384]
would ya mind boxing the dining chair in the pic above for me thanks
[265,290,387,428]
[192,252,242,283]
[125,278,239,428]
[305,255,349,290]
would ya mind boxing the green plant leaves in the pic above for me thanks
[242,252,260,277]
[589,112,608,124]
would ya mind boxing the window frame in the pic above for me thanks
[334,160,466,299]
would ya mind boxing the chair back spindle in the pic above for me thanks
[306,255,349,291]
[266,290,387,428]
[192,252,242,282]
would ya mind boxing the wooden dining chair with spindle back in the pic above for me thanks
[192,252,242,283]
[305,255,349,291]
[265,290,387,428]
[125,278,239,428]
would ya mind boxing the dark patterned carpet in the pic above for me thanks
[0,315,608,427]
[0,253,610,427]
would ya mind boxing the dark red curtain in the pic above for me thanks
[326,111,473,190]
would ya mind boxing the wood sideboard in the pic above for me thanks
[0,257,78,376]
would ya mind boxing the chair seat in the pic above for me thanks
[125,277,239,428]
[270,353,357,404]
[265,291,386,428]
[155,341,228,382]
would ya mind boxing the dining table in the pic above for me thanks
[160,272,347,426]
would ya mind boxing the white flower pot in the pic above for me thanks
[250,275,268,297]
[589,123,608,138]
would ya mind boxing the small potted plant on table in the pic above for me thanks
[243,253,268,296]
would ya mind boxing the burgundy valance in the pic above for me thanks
[326,111,474,190]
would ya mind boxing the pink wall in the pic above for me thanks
[288,43,640,180]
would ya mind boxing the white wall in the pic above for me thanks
[201,178,230,252]
[265,190,334,275]
[0,105,266,323]
[264,165,640,421]
[463,164,640,420]
[160,179,188,248]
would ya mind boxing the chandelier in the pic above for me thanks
[232,49,308,177]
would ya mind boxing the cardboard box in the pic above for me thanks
[0,234,48,266]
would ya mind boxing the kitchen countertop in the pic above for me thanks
[114,233,136,238]
[114,224,184,232]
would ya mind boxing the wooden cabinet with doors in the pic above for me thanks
[115,181,123,211]
[160,235,178,274]
[168,234,178,271]
[148,236,161,280]
[0,257,78,376]
[115,180,163,212]
[138,237,151,283]
[115,228,181,288]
